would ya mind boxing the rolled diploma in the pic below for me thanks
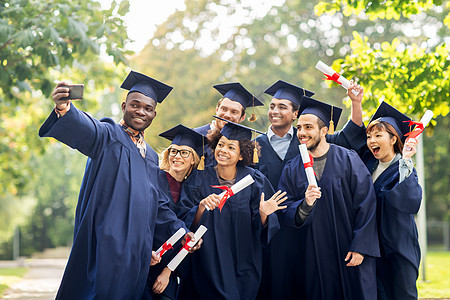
[315,60,359,96]
[406,110,434,150]
[155,227,186,258]
[299,144,318,187]
[205,174,255,211]
[167,225,208,271]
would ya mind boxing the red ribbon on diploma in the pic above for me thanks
[211,185,235,212]
[182,236,191,251]
[323,72,342,85]
[158,242,173,258]
[303,153,316,176]
[404,121,424,139]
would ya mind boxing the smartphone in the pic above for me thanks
[60,84,84,100]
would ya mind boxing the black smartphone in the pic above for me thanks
[60,84,84,100]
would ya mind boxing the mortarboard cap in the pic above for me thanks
[369,101,411,140]
[264,80,315,106]
[121,70,173,103]
[213,82,264,109]
[298,96,343,133]
[213,115,264,141]
[159,124,206,157]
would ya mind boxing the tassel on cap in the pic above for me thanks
[253,147,259,164]
[328,120,335,134]
[197,155,205,170]
[328,105,335,134]
[197,136,205,170]
[253,134,259,164]
[248,95,257,122]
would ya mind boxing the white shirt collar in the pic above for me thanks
[267,125,294,140]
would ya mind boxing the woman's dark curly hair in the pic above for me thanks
[207,130,260,167]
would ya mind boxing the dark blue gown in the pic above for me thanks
[143,170,185,300]
[253,128,299,300]
[194,124,216,167]
[255,125,365,300]
[177,166,279,300]
[331,120,422,300]
[39,105,186,300]
[277,144,380,300]
[253,127,300,189]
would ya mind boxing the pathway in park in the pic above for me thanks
[1,248,68,300]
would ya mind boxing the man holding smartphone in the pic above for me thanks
[39,71,201,300]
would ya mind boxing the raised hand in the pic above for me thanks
[403,137,418,159]
[52,82,71,110]
[259,190,288,225]
[305,185,321,206]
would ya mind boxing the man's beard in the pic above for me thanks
[307,135,321,152]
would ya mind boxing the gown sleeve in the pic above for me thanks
[39,104,114,159]
[250,170,279,246]
[155,187,188,240]
[381,168,422,214]
[347,150,380,257]
[326,119,367,153]
[277,157,312,228]
[177,171,205,230]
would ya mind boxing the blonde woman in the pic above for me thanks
[143,124,204,300]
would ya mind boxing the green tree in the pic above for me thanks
[315,0,450,221]
[0,0,131,246]
[135,0,449,222]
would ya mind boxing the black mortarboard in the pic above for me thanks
[121,70,173,103]
[213,115,264,141]
[298,96,343,134]
[264,80,315,106]
[159,124,205,157]
[213,82,264,109]
[369,101,411,140]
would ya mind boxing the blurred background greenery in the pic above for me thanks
[0,0,448,260]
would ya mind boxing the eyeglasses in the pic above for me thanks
[169,148,192,158]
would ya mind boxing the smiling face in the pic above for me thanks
[269,98,298,129]
[168,144,195,174]
[296,114,327,152]
[121,92,157,131]
[215,98,246,130]
[366,124,397,163]
[214,136,242,167]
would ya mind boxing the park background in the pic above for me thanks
[0,0,449,298]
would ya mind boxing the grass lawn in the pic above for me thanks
[418,251,450,299]
[0,267,28,296]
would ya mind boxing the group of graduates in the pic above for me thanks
[40,69,423,300]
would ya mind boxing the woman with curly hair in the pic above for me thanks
[143,124,203,300]
[177,120,287,300]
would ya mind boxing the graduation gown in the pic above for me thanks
[143,170,184,300]
[253,128,299,300]
[277,144,380,300]
[39,105,185,300]
[253,127,300,189]
[194,123,216,167]
[177,166,279,300]
[332,120,422,299]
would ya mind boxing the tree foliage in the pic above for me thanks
[331,32,449,119]
[0,0,131,250]
[0,0,132,101]
[314,0,450,120]
[1,0,449,256]
[315,0,444,20]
